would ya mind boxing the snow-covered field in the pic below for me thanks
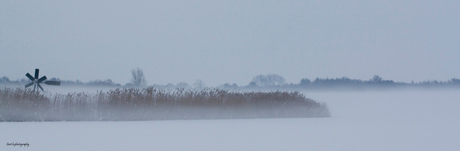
[1,89,459,151]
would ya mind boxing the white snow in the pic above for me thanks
[1,89,460,151]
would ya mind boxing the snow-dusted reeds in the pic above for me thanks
[0,88,49,121]
[0,87,330,121]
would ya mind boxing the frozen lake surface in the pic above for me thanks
[1,89,459,151]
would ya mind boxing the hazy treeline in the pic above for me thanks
[289,75,460,90]
[2,75,460,89]
[0,77,122,87]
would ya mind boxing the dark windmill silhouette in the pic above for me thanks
[25,69,61,91]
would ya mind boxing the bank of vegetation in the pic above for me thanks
[0,87,330,121]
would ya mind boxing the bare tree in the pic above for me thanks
[371,75,383,82]
[130,68,147,87]
[251,74,286,87]
[176,82,191,89]
[192,80,206,89]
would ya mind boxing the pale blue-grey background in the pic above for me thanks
[1,0,459,86]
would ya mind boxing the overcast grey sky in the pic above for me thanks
[1,0,459,86]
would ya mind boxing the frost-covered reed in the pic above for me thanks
[0,87,330,121]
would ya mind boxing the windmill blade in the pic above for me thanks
[45,81,61,86]
[34,69,39,79]
[26,73,35,81]
[25,82,34,88]
[37,83,44,91]
[37,76,47,83]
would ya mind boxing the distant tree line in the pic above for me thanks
[0,76,123,87]
[0,76,208,89]
[2,74,460,89]
[242,74,460,90]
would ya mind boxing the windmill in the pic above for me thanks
[25,69,61,91]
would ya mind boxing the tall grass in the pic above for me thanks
[0,87,330,121]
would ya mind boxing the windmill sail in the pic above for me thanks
[24,68,61,91]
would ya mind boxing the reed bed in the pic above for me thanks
[0,87,330,121]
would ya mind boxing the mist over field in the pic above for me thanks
[2,67,460,150]
[1,89,459,151]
